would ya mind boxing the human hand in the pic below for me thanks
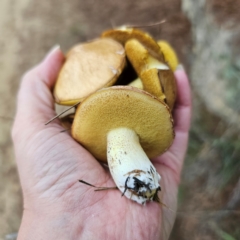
[12,46,191,240]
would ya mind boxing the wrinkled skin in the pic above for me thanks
[12,46,191,240]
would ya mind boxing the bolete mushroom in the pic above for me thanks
[125,39,177,110]
[157,40,179,71]
[72,86,174,204]
[54,38,126,105]
[101,26,164,62]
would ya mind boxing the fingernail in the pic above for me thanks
[45,45,61,59]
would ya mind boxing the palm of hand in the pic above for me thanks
[21,127,165,239]
[13,47,191,240]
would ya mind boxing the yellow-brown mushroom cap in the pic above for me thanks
[72,86,174,162]
[101,27,164,62]
[125,39,169,74]
[54,38,126,105]
[126,39,177,111]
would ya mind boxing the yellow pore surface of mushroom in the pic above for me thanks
[54,38,126,105]
[124,39,150,75]
[140,68,166,102]
[126,39,177,111]
[72,86,174,162]
[158,40,179,71]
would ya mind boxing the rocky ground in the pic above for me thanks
[0,0,239,239]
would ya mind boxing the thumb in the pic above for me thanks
[13,46,65,137]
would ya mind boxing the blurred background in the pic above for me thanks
[0,0,240,239]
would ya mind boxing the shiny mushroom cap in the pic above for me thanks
[101,26,164,62]
[54,38,126,105]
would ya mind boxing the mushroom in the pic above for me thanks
[157,40,179,71]
[101,26,164,62]
[128,77,143,89]
[72,86,174,204]
[125,39,177,110]
[54,38,126,105]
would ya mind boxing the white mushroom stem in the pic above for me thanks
[107,127,161,205]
